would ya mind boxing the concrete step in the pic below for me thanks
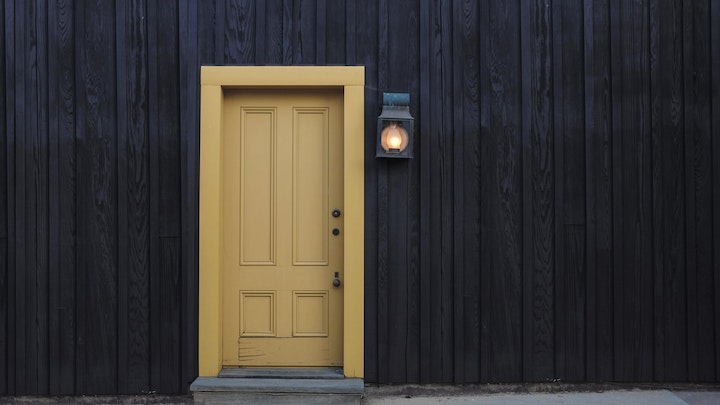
[190,375,364,405]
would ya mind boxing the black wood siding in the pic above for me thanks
[1,0,719,394]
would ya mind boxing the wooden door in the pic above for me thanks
[221,89,344,366]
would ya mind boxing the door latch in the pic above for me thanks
[332,272,341,287]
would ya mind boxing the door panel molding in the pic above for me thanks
[199,66,364,378]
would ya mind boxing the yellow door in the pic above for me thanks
[221,89,344,367]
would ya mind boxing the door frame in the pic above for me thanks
[198,66,365,378]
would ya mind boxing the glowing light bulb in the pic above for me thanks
[387,127,403,149]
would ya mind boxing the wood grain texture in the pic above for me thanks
[686,0,715,382]
[152,0,182,393]
[622,0,653,381]
[375,0,389,383]
[458,0,480,384]
[0,1,6,392]
[13,0,28,393]
[485,0,523,382]
[0,236,5,394]
[712,0,720,383]
[650,0,687,382]
[178,0,199,391]
[117,0,151,393]
[417,0,432,385]
[587,0,614,382]
[47,0,76,394]
[521,0,555,382]
[76,0,119,393]
[3,0,17,394]
[225,0,254,64]
[557,0,586,382]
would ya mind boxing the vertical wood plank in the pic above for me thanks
[214,0,225,63]
[712,0,720,384]
[263,0,283,64]
[21,0,41,392]
[588,0,614,382]
[375,0,389,383]
[686,0,715,382]
[357,0,379,384]
[483,0,523,382]
[282,0,294,64]
[417,0,432,384]
[444,0,472,384]
[459,0,481,384]
[325,0,345,65]
[477,0,492,384]
[582,0,597,383]
[4,0,17,394]
[196,0,215,65]
[117,0,152,393]
[451,0,466,384]
[650,0,687,382]
[559,0,586,382]
[344,1,355,65]
[47,0,77,394]
[159,238,182,392]
[254,0,265,64]
[225,0,255,64]
[146,0,160,392]
[315,0,326,64]
[179,0,199,391]
[13,0,28,392]
[76,0,119,393]
[0,0,8,392]
[682,0,698,383]
[0,240,5,394]
[439,0,454,383]
[298,0,316,64]
[519,0,533,382]
[551,0,566,381]
[154,0,182,392]
[115,0,129,393]
[614,0,653,381]
[404,0,421,384]
[56,0,77,389]
[521,0,555,382]
[31,0,50,393]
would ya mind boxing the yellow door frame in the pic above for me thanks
[199,66,365,378]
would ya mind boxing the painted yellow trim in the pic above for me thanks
[201,66,365,87]
[342,85,365,378]
[199,66,365,378]
[199,84,223,376]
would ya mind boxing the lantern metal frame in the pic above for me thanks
[376,92,414,158]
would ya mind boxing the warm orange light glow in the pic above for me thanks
[380,122,408,152]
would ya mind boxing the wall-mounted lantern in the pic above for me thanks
[376,92,414,158]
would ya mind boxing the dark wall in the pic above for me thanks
[1,0,719,395]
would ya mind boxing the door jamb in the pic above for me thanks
[198,66,365,378]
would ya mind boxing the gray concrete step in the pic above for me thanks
[190,373,364,405]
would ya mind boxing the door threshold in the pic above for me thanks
[219,367,344,379]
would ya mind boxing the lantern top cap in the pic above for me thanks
[382,92,410,108]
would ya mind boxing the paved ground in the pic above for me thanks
[364,384,720,405]
[364,390,720,405]
[2,385,719,404]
